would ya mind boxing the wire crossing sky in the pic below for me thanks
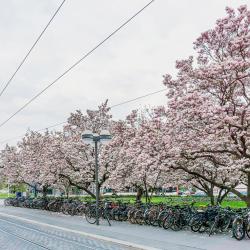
[0,0,155,129]
[0,87,165,144]
[0,0,66,98]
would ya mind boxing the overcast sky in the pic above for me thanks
[0,0,249,147]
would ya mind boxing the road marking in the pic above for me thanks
[0,211,160,250]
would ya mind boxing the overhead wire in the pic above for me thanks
[0,0,155,129]
[0,0,66,97]
[0,87,166,144]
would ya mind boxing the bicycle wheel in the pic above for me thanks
[198,221,208,233]
[85,208,97,224]
[171,216,182,231]
[163,214,173,230]
[221,216,231,232]
[69,207,77,216]
[209,220,217,236]
[144,210,151,225]
[135,210,144,225]
[246,223,250,239]
[128,209,135,224]
[119,211,128,221]
[158,211,168,227]
[110,208,118,220]
[103,210,111,226]
[148,210,159,226]
[190,219,202,232]
[232,220,245,240]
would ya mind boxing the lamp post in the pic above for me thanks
[82,129,112,225]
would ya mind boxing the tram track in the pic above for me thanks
[0,216,104,250]
[0,226,50,249]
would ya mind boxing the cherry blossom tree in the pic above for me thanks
[0,145,23,185]
[107,109,182,202]
[0,101,131,199]
[0,131,60,197]
[54,100,122,198]
[163,5,250,206]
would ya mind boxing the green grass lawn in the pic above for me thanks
[143,196,246,208]
[0,193,15,199]
[1,193,247,208]
[80,195,247,208]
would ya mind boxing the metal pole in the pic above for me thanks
[95,140,99,225]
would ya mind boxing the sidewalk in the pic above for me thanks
[0,202,249,250]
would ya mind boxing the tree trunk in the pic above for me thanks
[42,186,47,198]
[247,173,250,208]
[65,186,70,199]
[136,187,143,202]
[144,180,149,203]
[217,188,229,205]
[208,191,215,206]
[34,187,37,198]
[58,173,96,198]
[83,187,96,199]
[216,188,223,205]
[245,198,250,208]
[229,173,250,208]
[193,183,215,205]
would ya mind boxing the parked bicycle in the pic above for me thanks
[85,200,112,226]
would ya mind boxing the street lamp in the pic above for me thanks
[82,129,112,225]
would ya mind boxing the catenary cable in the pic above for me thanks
[0,0,66,97]
[0,87,165,144]
[0,0,155,129]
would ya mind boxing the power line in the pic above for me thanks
[0,88,166,144]
[0,0,66,98]
[110,88,165,108]
[0,0,155,129]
